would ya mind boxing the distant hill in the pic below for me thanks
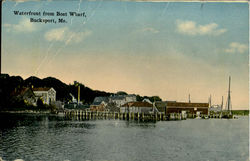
[0,74,162,109]
[24,76,72,102]
[0,74,112,108]
[0,74,25,108]
[24,76,112,104]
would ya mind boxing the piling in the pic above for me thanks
[62,109,224,122]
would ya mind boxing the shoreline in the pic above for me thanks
[0,110,52,114]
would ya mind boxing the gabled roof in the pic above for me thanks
[155,101,177,107]
[91,97,109,106]
[93,96,109,103]
[122,102,153,108]
[92,102,102,106]
[110,95,125,100]
[127,94,136,97]
[167,102,209,108]
[11,87,32,97]
[109,94,136,101]
[142,98,152,104]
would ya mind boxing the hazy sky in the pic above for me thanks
[2,1,249,109]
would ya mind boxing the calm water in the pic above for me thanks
[0,114,249,161]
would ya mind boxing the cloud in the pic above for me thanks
[225,42,248,54]
[4,18,36,33]
[176,20,227,36]
[141,27,159,34]
[44,27,67,42]
[44,27,92,44]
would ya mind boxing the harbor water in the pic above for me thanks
[0,113,249,161]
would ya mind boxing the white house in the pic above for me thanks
[210,105,223,113]
[142,98,152,104]
[109,94,136,107]
[33,87,56,105]
[120,101,153,114]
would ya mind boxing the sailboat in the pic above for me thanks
[222,76,234,119]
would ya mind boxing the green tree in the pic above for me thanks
[136,95,143,101]
[37,98,45,109]
[117,91,128,95]
[149,96,162,102]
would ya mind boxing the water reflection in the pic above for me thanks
[0,114,248,161]
[124,120,157,128]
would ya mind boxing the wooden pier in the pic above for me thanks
[62,110,190,121]
[60,110,235,121]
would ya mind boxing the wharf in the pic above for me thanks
[62,110,184,121]
[59,110,234,121]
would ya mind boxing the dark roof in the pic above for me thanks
[155,101,177,107]
[122,102,153,108]
[110,95,125,100]
[11,87,35,98]
[155,101,167,107]
[91,96,109,106]
[155,101,167,112]
[93,97,109,103]
[92,102,103,106]
[167,102,209,108]
[11,88,29,96]
[109,94,136,101]
[33,87,52,91]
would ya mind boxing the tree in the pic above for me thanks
[149,96,162,102]
[136,95,143,101]
[117,91,128,95]
[37,98,45,108]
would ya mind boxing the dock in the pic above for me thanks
[62,110,188,121]
[58,109,237,121]
[59,109,237,121]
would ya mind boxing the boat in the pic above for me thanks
[221,76,235,119]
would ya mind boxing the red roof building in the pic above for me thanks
[166,102,209,115]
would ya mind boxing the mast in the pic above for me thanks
[226,76,232,114]
[209,94,212,107]
[221,96,223,110]
[78,85,80,105]
[220,96,223,116]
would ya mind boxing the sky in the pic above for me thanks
[2,0,249,109]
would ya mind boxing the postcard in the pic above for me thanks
[0,0,249,161]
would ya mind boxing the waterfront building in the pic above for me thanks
[209,105,222,113]
[90,101,108,112]
[120,101,153,114]
[142,98,152,104]
[154,101,177,114]
[91,95,137,111]
[166,102,209,115]
[11,87,36,106]
[33,87,56,105]
[93,96,109,104]
[90,96,109,111]
[105,102,120,112]
[109,94,136,107]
